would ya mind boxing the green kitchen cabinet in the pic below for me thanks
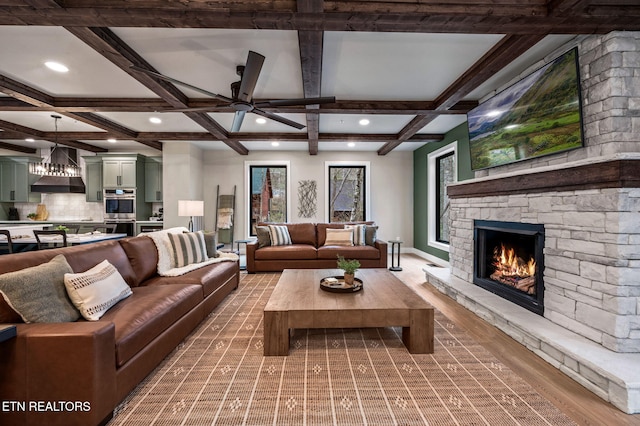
[83,156,103,202]
[103,158,137,188]
[144,157,163,202]
[0,157,41,203]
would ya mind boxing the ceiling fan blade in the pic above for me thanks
[237,51,265,102]
[253,108,306,130]
[255,96,336,108]
[130,66,233,103]
[231,111,246,132]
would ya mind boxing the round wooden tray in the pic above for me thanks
[320,276,363,293]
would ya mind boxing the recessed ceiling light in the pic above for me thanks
[149,117,162,124]
[107,138,117,143]
[44,61,69,73]
[256,118,267,124]
[348,142,356,148]
[359,118,370,126]
[25,138,35,142]
[271,141,280,147]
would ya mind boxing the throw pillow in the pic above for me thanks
[365,225,379,246]
[168,231,208,268]
[268,225,292,246]
[255,226,271,248]
[64,260,133,321]
[0,254,80,323]
[324,228,354,246]
[201,231,220,258]
[346,224,367,246]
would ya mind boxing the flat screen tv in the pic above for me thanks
[467,47,584,170]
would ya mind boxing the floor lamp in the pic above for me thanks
[178,200,204,232]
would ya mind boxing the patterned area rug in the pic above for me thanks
[109,273,576,425]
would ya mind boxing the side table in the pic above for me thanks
[388,240,403,271]
[235,239,254,270]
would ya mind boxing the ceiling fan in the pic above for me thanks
[131,51,335,132]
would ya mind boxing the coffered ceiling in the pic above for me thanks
[0,1,638,155]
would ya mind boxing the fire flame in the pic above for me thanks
[493,243,536,278]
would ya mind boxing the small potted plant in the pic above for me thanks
[27,213,37,221]
[337,255,360,286]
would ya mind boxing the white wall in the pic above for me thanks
[201,149,415,247]
[162,143,204,229]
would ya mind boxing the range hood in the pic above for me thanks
[30,147,86,194]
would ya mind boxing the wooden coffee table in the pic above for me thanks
[263,268,434,356]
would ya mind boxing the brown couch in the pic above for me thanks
[246,222,387,273]
[0,234,239,426]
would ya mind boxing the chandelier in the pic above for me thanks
[29,114,81,177]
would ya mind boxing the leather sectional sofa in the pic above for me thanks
[0,234,239,426]
[246,222,387,273]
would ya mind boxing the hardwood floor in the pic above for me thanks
[394,253,640,426]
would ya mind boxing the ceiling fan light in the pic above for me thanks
[45,61,69,73]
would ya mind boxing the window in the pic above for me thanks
[245,161,290,236]
[325,161,370,223]
[428,142,457,252]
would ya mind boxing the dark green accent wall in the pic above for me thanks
[413,122,474,261]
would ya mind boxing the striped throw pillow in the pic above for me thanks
[168,231,208,268]
[346,224,366,246]
[324,228,354,246]
[268,225,292,246]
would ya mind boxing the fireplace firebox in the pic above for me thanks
[474,220,545,315]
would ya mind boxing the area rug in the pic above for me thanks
[109,272,576,425]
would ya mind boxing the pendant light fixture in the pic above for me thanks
[29,114,81,177]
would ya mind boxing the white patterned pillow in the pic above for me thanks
[168,231,208,267]
[324,228,354,246]
[346,224,366,246]
[268,225,292,246]
[64,260,132,321]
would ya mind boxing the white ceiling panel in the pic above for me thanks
[0,111,104,132]
[96,112,208,132]
[113,28,303,100]
[0,26,156,97]
[322,32,504,101]
[320,114,414,134]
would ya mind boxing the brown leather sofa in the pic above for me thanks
[246,222,387,273]
[0,234,239,426]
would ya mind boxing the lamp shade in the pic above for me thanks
[178,200,204,217]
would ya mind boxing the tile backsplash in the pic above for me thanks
[15,193,104,221]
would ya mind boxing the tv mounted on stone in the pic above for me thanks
[466,47,585,170]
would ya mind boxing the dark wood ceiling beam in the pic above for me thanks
[2,5,639,33]
[64,26,248,154]
[0,96,477,115]
[298,0,324,155]
[0,140,37,154]
[0,119,107,153]
[0,74,55,107]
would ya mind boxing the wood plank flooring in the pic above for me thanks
[393,253,640,426]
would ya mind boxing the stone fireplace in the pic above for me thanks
[423,31,640,414]
[473,220,545,315]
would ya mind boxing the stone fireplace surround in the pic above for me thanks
[425,32,640,413]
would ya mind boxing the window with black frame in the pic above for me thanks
[435,151,454,244]
[249,165,287,236]
[328,165,366,222]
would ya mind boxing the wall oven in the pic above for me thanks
[104,188,136,235]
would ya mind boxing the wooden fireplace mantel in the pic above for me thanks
[448,159,640,199]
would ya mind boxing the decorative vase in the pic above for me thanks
[343,273,355,286]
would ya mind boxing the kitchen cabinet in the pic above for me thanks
[0,157,41,203]
[144,157,163,202]
[83,156,103,202]
[103,158,137,187]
